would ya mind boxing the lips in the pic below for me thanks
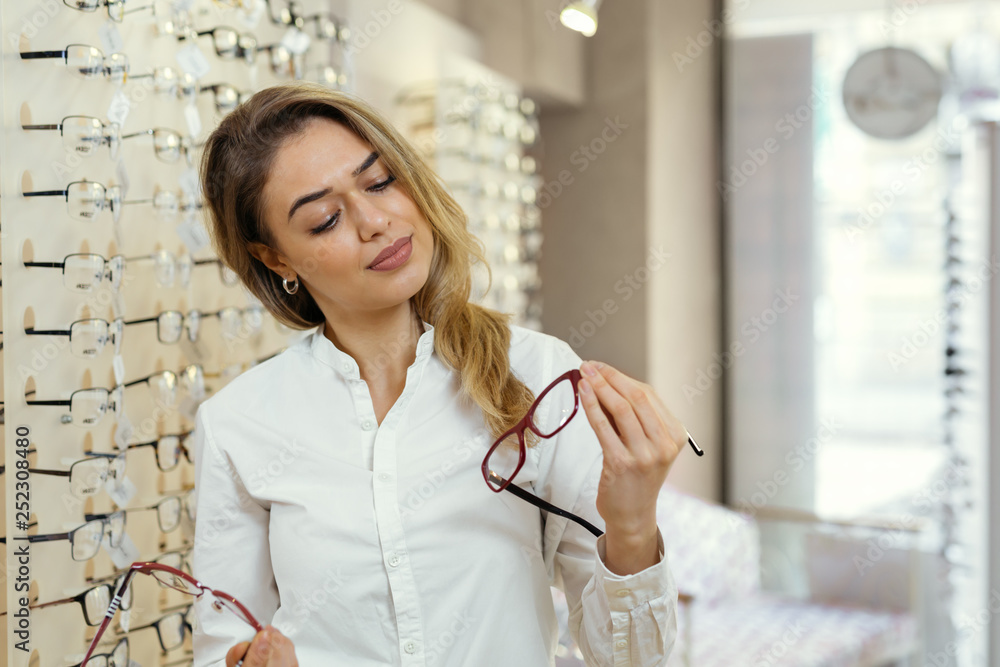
[368,235,412,269]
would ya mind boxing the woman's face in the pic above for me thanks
[254,116,434,321]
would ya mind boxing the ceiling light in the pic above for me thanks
[560,0,600,37]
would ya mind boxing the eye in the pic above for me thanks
[368,175,396,192]
[309,213,338,236]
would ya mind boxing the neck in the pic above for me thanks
[323,301,425,385]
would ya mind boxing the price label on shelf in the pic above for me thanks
[105,532,141,569]
[99,19,125,54]
[107,90,131,128]
[177,217,210,253]
[105,474,137,507]
[179,166,200,197]
[176,43,211,79]
[237,0,265,28]
[114,413,134,451]
[184,103,202,138]
[281,26,311,55]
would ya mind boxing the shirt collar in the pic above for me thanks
[309,320,435,379]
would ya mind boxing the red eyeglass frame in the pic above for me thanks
[80,560,263,664]
[481,369,583,494]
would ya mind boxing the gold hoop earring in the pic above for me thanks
[282,276,299,295]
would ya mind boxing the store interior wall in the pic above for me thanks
[364,0,724,502]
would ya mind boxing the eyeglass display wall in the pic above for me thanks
[0,0,351,665]
[393,61,544,331]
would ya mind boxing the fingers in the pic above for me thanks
[234,627,273,667]
[579,362,655,455]
[577,370,631,468]
[226,641,251,667]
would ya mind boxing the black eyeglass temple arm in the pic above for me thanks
[19,50,67,59]
[22,190,67,197]
[501,482,604,539]
[25,327,72,336]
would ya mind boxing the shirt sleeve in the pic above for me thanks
[190,400,280,667]
[534,338,679,667]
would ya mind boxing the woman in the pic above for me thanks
[192,81,685,667]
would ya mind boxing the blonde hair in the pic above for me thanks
[199,81,536,443]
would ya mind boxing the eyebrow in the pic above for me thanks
[287,151,381,223]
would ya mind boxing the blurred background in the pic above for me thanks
[3,0,999,664]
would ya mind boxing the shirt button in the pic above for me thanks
[362,419,375,430]
[388,552,401,567]
[616,639,628,649]
[342,362,351,372]
[616,589,631,598]
[403,640,418,654]
[378,472,391,482]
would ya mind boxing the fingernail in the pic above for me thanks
[592,360,605,370]
[579,378,592,393]
[582,363,596,377]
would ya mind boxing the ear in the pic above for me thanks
[248,242,296,281]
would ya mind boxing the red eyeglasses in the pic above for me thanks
[80,561,263,665]
[481,368,703,538]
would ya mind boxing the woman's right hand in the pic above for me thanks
[225,625,299,667]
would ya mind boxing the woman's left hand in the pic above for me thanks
[576,360,686,575]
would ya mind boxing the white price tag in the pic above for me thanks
[112,214,124,249]
[118,606,131,633]
[112,354,126,385]
[99,19,125,53]
[281,26,311,55]
[239,0,266,28]
[176,43,211,78]
[184,103,202,137]
[112,290,125,320]
[107,90,131,128]
[176,217,210,253]
[114,413,134,450]
[248,61,258,89]
[105,532,141,569]
[179,166,200,197]
[116,157,130,198]
[106,474,137,507]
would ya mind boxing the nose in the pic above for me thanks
[347,190,390,241]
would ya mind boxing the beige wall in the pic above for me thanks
[647,0,722,500]
[537,0,722,500]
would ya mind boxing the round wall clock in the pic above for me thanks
[842,46,943,140]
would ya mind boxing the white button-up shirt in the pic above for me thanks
[190,321,677,666]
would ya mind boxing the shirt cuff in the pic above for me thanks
[594,527,671,611]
